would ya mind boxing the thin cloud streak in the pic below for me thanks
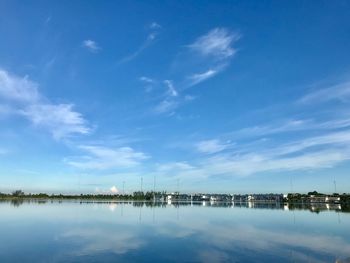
[188,69,218,87]
[299,81,350,104]
[67,145,149,170]
[179,80,350,177]
[143,27,239,114]
[153,99,178,114]
[117,22,161,64]
[164,80,178,97]
[196,139,231,154]
[183,28,239,89]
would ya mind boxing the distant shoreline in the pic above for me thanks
[1,190,350,204]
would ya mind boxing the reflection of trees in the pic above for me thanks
[133,201,145,207]
[11,198,24,207]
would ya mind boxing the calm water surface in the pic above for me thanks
[0,200,349,263]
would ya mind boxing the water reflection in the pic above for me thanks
[0,200,349,262]
[1,199,349,212]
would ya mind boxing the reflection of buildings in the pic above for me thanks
[285,202,343,213]
[287,194,342,204]
[309,195,341,204]
[233,194,284,203]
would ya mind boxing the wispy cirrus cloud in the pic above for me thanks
[188,28,240,59]
[196,139,231,154]
[82,39,101,53]
[139,76,156,92]
[164,80,178,97]
[117,22,161,64]
[164,134,350,179]
[160,80,350,179]
[231,118,350,139]
[140,27,239,115]
[66,145,149,170]
[299,81,350,104]
[184,28,240,88]
[143,78,183,114]
[187,69,218,87]
[0,68,90,139]
[223,79,350,141]
[139,76,180,114]
[153,99,178,114]
[0,70,40,103]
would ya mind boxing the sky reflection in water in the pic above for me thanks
[0,201,349,263]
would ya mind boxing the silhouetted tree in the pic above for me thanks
[12,190,24,197]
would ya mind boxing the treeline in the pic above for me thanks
[0,190,167,201]
[286,191,350,204]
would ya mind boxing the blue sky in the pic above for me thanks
[1,0,350,194]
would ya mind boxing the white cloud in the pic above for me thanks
[67,145,149,170]
[196,139,230,154]
[20,104,90,139]
[299,81,350,104]
[160,128,350,179]
[0,68,90,139]
[145,28,239,113]
[271,130,350,156]
[164,80,178,97]
[203,149,349,176]
[188,69,217,86]
[139,76,156,92]
[219,130,350,175]
[230,117,350,139]
[181,28,239,89]
[0,69,40,103]
[233,119,311,138]
[139,76,155,84]
[110,186,118,194]
[189,28,239,59]
[82,40,101,53]
[152,78,350,178]
[154,100,178,114]
[149,22,161,29]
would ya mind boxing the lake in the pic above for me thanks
[0,200,349,262]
